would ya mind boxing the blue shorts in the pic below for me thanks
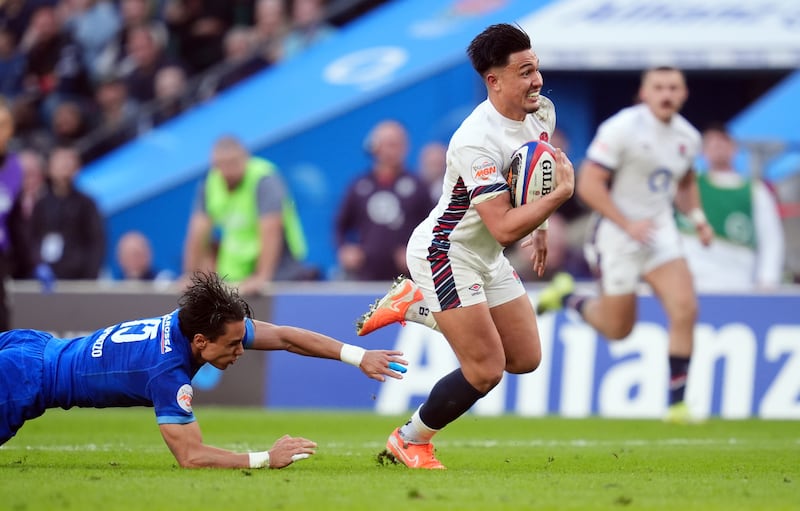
[0,330,49,445]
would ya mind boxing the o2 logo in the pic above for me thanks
[648,167,673,194]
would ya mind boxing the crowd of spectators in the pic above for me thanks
[2,1,797,290]
[0,0,357,164]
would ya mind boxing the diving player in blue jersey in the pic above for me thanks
[0,271,407,469]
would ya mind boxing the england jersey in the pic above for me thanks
[586,103,701,223]
[407,97,556,269]
[42,310,200,425]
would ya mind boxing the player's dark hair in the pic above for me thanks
[467,23,531,77]
[178,271,252,341]
[641,65,684,83]
[702,121,730,138]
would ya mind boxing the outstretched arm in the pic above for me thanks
[248,319,408,382]
[159,421,316,469]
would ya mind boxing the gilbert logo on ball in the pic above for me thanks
[506,140,557,207]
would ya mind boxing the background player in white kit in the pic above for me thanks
[538,66,714,423]
[355,23,575,469]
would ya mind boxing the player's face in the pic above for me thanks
[490,49,543,121]
[199,320,246,370]
[211,146,247,189]
[703,130,736,170]
[639,69,688,123]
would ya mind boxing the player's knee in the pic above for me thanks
[466,363,504,393]
[669,298,698,326]
[603,320,635,340]
[505,351,541,374]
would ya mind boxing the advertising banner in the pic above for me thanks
[267,291,800,419]
[11,285,798,418]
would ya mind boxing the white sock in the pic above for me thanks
[399,407,438,444]
[405,303,440,331]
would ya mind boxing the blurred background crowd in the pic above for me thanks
[1,0,798,305]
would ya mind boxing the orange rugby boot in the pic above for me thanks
[355,276,422,336]
[385,428,446,469]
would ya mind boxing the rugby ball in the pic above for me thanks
[506,140,557,207]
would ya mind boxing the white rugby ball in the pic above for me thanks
[506,140,557,207]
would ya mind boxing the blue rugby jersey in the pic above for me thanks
[42,310,199,425]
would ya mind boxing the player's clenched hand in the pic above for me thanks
[268,435,317,468]
[553,148,575,202]
[359,350,408,382]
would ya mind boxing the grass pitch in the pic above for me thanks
[0,408,797,511]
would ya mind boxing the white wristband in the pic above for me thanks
[340,344,365,367]
[248,451,270,469]
[688,208,708,227]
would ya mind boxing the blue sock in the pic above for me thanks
[418,369,486,430]
[669,356,690,405]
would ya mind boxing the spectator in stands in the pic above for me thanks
[30,144,105,279]
[98,0,169,79]
[116,229,173,281]
[146,64,190,128]
[197,25,269,99]
[252,0,289,64]
[4,95,51,155]
[0,27,26,99]
[182,135,316,295]
[117,24,175,103]
[0,0,38,43]
[48,100,89,148]
[19,5,92,120]
[82,75,139,162]
[11,149,47,279]
[335,120,433,281]
[282,0,337,59]
[0,98,26,330]
[162,0,236,74]
[418,141,447,203]
[678,123,785,291]
[16,148,46,222]
[61,0,122,81]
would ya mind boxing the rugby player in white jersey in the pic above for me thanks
[538,66,714,423]
[355,23,575,469]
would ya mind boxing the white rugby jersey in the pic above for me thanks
[407,97,555,268]
[585,103,701,221]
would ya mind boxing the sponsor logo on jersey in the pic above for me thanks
[471,158,497,182]
[176,384,193,413]
[90,326,114,358]
[161,313,172,354]
[539,132,549,142]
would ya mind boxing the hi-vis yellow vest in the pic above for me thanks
[205,157,307,282]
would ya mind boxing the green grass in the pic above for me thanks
[0,408,797,511]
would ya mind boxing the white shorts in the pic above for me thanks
[584,214,684,295]
[406,249,525,312]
